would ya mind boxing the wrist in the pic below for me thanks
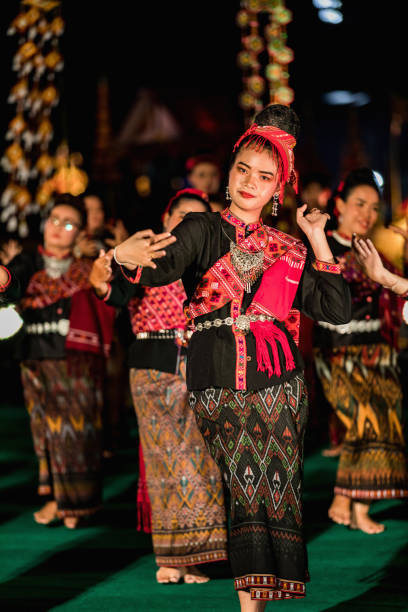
[94,282,109,298]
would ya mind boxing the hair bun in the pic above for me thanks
[253,104,300,140]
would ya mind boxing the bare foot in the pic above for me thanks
[156,566,184,584]
[33,501,58,525]
[183,566,210,584]
[238,590,267,611]
[64,516,80,529]
[350,502,385,534]
[328,494,351,526]
[322,444,343,458]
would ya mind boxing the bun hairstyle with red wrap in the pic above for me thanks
[161,188,211,221]
[230,104,301,203]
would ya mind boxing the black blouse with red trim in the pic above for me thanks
[121,211,351,391]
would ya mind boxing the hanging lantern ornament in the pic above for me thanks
[237,0,295,120]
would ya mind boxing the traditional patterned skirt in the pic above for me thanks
[20,352,104,517]
[129,368,228,567]
[189,375,308,601]
[315,343,408,500]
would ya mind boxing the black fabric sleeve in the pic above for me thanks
[123,213,206,287]
[0,268,21,304]
[105,268,143,308]
[0,253,36,304]
[293,255,352,324]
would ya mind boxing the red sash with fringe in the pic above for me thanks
[186,226,307,379]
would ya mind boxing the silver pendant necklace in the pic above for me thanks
[42,253,73,279]
[229,241,264,292]
[221,220,264,292]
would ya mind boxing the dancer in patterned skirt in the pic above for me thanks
[90,189,228,584]
[313,168,408,534]
[0,194,114,528]
[108,105,352,609]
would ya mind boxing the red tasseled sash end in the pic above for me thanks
[136,444,152,534]
[250,320,295,378]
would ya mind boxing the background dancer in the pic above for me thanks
[0,194,114,528]
[111,104,351,609]
[90,188,228,584]
[313,168,408,534]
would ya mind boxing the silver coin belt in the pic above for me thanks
[317,318,381,335]
[194,313,274,334]
[136,329,193,340]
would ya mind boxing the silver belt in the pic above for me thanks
[318,319,381,335]
[26,319,70,336]
[194,313,274,334]
[136,329,191,340]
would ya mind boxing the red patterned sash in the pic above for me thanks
[186,226,307,378]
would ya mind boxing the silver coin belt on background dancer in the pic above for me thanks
[194,313,275,335]
[136,329,193,341]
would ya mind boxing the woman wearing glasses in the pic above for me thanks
[0,194,115,528]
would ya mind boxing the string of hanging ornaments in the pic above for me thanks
[237,0,294,124]
[1,0,87,238]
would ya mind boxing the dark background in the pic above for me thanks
[1,0,408,230]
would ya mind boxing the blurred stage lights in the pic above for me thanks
[323,90,371,107]
[373,171,384,189]
[313,0,342,8]
[0,305,23,340]
[318,9,343,23]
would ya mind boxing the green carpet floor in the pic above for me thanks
[0,403,407,611]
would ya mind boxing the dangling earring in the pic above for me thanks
[271,193,279,216]
[225,186,232,201]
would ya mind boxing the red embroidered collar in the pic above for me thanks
[39,245,73,260]
[222,207,262,232]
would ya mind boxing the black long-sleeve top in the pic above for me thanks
[119,211,351,390]
[313,233,398,349]
[105,277,186,374]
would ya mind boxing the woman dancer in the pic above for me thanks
[111,105,351,608]
[90,188,228,584]
[0,194,114,528]
[314,168,408,534]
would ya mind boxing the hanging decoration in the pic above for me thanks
[1,0,87,238]
[237,0,294,123]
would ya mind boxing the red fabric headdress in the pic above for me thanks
[162,188,209,220]
[233,124,297,204]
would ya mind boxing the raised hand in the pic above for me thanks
[296,204,335,262]
[0,239,22,265]
[75,231,98,258]
[114,229,177,270]
[296,205,330,240]
[352,236,386,284]
[390,224,408,263]
[89,249,114,297]
[0,265,9,287]
[105,220,129,247]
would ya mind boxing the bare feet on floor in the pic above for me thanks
[33,501,58,525]
[183,566,210,584]
[63,517,80,529]
[321,444,343,458]
[350,502,385,534]
[156,567,184,584]
[328,494,351,526]
[156,566,210,584]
